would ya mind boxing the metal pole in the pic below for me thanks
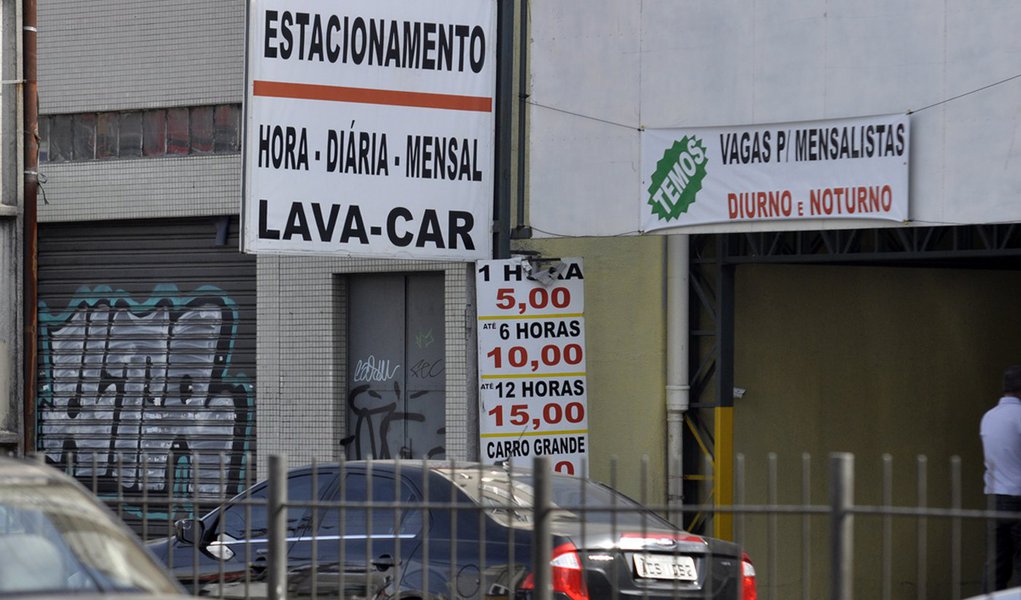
[533,456,552,600]
[512,0,531,239]
[801,453,812,600]
[951,456,961,600]
[465,263,480,461]
[0,0,24,458]
[268,455,288,600]
[712,238,735,539]
[22,0,38,456]
[493,0,515,258]
[665,234,689,522]
[829,453,854,600]
[916,455,927,600]
[768,453,778,600]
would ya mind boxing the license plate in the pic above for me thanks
[632,554,698,581]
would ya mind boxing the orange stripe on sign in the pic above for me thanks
[253,80,493,113]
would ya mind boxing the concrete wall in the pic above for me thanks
[0,0,21,452]
[38,156,239,222]
[38,0,243,113]
[0,215,19,450]
[527,0,1021,235]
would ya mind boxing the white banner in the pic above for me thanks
[242,0,496,260]
[641,114,910,232]
[476,258,588,476]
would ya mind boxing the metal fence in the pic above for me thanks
[52,451,1010,600]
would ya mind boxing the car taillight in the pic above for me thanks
[520,542,590,600]
[741,552,757,600]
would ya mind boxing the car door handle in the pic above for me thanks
[248,553,268,576]
[371,554,399,571]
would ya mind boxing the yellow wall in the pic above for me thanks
[734,264,1021,598]
[515,236,668,501]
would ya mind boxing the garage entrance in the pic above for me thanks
[684,223,1021,597]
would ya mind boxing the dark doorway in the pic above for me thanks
[346,273,446,459]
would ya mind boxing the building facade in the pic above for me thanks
[29,1,1021,596]
[0,0,23,455]
[525,1,1021,596]
[33,1,480,525]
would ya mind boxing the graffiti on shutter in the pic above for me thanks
[38,284,254,518]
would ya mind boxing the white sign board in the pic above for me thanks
[641,114,910,232]
[476,258,588,476]
[242,0,496,260]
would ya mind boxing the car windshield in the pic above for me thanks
[0,476,182,596]
[437,466,675,530]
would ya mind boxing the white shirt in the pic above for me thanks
[982,396,1021,495]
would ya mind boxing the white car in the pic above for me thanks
[0,455,190,599]
[965,588,1021,600]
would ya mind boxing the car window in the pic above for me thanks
[315,473,422,538]
[218,471,334,539]
[219,485,269,539]
[547,477,674,528]
[0,477,181,594]
[436,467,674,529]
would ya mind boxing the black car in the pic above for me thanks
[146,461,756,600]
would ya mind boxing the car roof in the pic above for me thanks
[291,459,517,468]
[0,455,68,483]
[0,456,110,512]
[286,459,537,478]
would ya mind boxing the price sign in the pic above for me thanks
[476,257,588,475]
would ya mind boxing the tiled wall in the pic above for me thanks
[255,257,475,478]
[38,0,243,114]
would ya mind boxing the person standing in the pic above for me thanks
[982,365,1021,591]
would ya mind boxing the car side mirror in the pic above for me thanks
[175,517,206,546]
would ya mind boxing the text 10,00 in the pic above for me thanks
[486,344,583,370]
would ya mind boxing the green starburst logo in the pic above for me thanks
[647,136,708,222]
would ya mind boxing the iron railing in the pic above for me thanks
[43,451,1013,600]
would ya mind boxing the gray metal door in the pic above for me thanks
[346,273,445,460]
[35,217,256,528]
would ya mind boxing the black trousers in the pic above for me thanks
[987,494,1021,592]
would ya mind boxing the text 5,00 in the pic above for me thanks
[494,287,572,314]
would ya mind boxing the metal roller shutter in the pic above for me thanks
[35,217,256,532]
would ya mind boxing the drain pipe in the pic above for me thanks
[666,234,689,523]
[22,0,38,455]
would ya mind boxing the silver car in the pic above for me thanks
[0,455,189,599]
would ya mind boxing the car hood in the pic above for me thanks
[144,536,173,562]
